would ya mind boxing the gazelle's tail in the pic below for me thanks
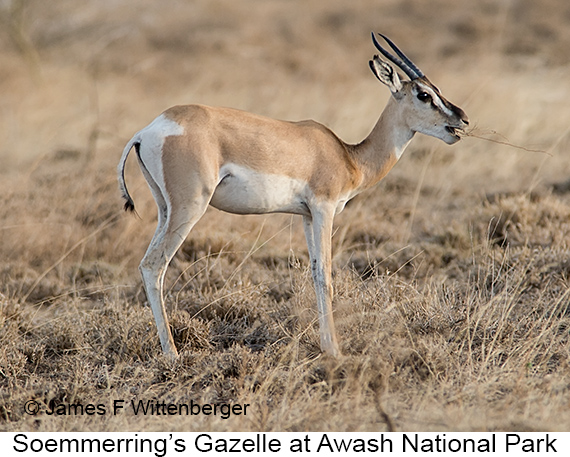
[117,135,140,212]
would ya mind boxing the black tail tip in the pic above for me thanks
[123,198,135,212]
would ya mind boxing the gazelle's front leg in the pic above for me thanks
[303,207,341,357]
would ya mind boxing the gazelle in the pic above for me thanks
[118,33,468,358]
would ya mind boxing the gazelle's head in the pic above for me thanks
[369,33,469,145]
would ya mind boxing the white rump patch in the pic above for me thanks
[136,114,185,209]
[137,114,184,170]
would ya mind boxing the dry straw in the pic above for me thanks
[459,126,552,156]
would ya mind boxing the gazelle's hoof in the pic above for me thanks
[322,344,342,359]
[161,343,179,359]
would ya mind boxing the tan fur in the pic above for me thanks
[118,41,468,358]
[162,105,362,202]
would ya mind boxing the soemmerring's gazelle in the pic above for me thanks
[118,33,468,358]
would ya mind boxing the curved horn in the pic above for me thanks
[371,32,424,80]
[377,33,424,78]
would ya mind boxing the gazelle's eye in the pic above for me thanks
[417,92,431,103]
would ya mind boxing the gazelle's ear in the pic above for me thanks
[369,55,402,94]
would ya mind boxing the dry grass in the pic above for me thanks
[1,0,570,432]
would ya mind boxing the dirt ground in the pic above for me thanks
[1,0,569,432]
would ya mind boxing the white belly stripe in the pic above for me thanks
[210,163,311,215]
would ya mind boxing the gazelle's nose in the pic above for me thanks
[459,109,469,126]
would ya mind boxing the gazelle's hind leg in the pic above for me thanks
[137,138,216,356]
[135,144,168,249]
[139,185,212,357]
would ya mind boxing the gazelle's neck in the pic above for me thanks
[351,96,415,191]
